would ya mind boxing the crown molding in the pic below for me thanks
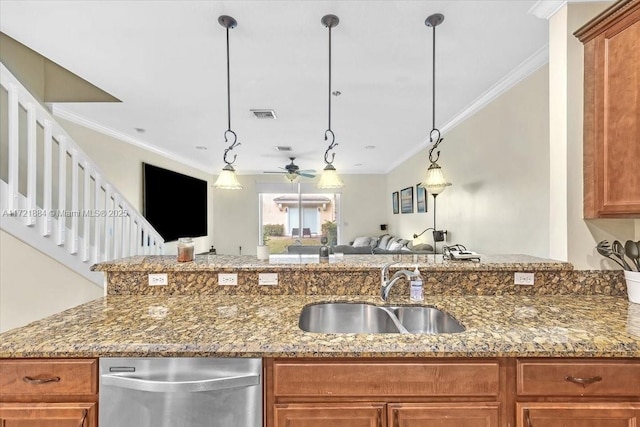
[528,0,567,19]
[385,43,549,174]
[52,106,214,175]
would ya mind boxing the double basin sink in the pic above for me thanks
[299,302,465,334]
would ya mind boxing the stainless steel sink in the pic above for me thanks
[298,302,465,334]
[390,306,465,334]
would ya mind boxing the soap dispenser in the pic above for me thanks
[410,266,424,302]
[319,236,330,261]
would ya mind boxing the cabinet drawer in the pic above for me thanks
[517,359,640,397]
[274,360,500,397]
[0,359,97,398]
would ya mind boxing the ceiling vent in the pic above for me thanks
[251,109,277,119]
[276,146,292,152]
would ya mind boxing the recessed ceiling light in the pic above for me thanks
[276,146,292,152]
[354,163,363,166]
[195,146,207,150]
[332,91,341,96]
[134,127,146,134]
[365,145,376,150]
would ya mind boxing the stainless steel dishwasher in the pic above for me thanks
[99,358,261,427]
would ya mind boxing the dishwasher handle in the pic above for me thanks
[101,372,260,393]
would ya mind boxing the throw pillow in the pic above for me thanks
[388,240,406,251]
[369,236,380,248]
[352,236,372,247]
[377,234,391,249]
[386,237,402,249]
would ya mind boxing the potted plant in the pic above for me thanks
[257,235,270,260]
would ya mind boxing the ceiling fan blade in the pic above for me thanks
[298,172,316,178]
[298,169,316,174]
[263,171,286,174]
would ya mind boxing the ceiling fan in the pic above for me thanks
[264,157,316,182]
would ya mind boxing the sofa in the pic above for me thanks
[286,234,434,255]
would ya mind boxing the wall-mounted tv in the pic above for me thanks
[143,163,208,242]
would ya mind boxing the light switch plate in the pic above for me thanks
[218,273,238,286]
[259,273,278,286]
[148,273,168,286]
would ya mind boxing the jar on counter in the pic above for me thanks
[177,237,195,262]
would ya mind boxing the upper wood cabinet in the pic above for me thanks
[575,0,640,218]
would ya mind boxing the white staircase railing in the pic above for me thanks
[0,62,164,286]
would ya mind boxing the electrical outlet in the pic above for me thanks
[148,273,168,286]
[514,272,535,286]
[218,273,238,286]
[259,273,278,286]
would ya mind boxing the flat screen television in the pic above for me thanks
[142,163,208,242]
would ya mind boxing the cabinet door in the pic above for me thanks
[580,2,640,218]
[0,402,96,427]
[274,403,386,427]
[516,402,640,427]
[388,403,499,427]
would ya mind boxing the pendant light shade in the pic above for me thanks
[423,162,450,195]
[214,164,243,190]
[317,164,344,189]
[213,15,243,190]
[318,14,344,189]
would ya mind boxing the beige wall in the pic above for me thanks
[0,230,103,332]
[212,174,387,255]
[59,118,215,255]
[386,66,550,257]
[552,3,639,270]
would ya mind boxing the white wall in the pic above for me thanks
[386,66,550,257]
[59,118,215,255]
[212,173,387,255]
[552,2,639,270]
[0,230,103,332]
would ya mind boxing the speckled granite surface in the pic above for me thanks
[96,255,627,297]
[92,254,573,272]
[1,295,638,358]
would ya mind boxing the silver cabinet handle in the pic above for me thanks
[101,372,259,393]
[23,376,61,384]
[564,375,603,387]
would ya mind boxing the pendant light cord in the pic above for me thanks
[222,22,240,166]
[226,26,231,132]
[324,20,338,165]
[428,21,443,164]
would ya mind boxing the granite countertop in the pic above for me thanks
[1,294,638,358]
[91,254,573,273]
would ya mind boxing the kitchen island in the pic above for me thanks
[1,254,638,427]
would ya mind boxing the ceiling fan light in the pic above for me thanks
[285,172,298,182]
[318,164,344,189]
[214,164,243,190]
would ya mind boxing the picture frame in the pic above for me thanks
[392,191,399,214]
[400,186,414,214]
[416,183,427,213]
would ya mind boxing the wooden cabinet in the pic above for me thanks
[0,359,98,427]
[266,359,504,427]
[389,403,499,427]
[516,359,640,427]
[0,402,97,427]
[274,403,385,427]
[575,0,640,218]
[516,403,640,427]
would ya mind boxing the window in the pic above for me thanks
[258,183,340,254]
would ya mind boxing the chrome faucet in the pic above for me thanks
[380,262,414,301]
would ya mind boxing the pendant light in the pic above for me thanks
[317,14,344,189]
[421,13,451,197]
[420,13,451,252]
[213,15,243,190]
